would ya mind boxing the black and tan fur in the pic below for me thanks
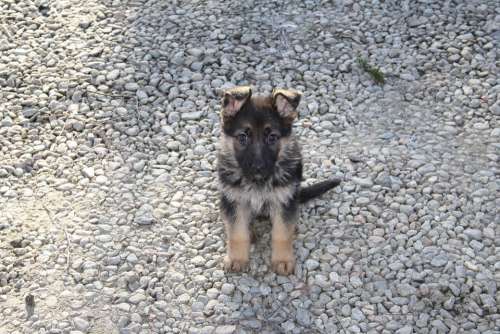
[217,86,340,275]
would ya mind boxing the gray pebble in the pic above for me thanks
[106,69,120,80]
[464,229,482,240]
[214,325,236,334]
[431,254,448,267]
[352,177,373,187]
[73,317,89,332]
[396,326,413,334]
[221,283,235,295]
[181,111,203,120]
[134,204,156,225]
[489,102,500,116]
[124,82,140,91]
[305,259,320,271]
[126,126,139,136]
[82,167,95,178]
[296,308,311,326]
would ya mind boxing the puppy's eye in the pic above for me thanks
[267,133,279,145]
[238,133,248,145]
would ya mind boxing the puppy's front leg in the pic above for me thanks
[223,200,252,272]
[271,204,297,275]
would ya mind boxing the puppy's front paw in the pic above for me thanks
[271,252,295,276]
[272,258,295,275]
[223,256,248,272]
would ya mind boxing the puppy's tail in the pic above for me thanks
[298,178,341,203]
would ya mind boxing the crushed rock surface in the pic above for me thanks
[0,0,499,333]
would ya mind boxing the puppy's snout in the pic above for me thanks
[253,160,265,173]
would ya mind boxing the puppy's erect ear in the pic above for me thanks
[272,88,302,121]
[221,86,252,120]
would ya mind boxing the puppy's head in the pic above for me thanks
[220,86,302,184]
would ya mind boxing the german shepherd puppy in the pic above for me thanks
[217,86,340,275]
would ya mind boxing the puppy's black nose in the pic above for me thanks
[254,161,264,173]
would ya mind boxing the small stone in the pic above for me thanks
[126,253,138,263]
[82,167,95,178]
[464,229,482,240]
[1,116,13,127]
[116,303,131,312]
[133,161,145,172]
[177,293,190,304]
[191,256,205,267]
[215,325,236,334]
[166,141,180,151]
[305,259,320,271]
[221,283,235,295]
[134,204,156,225]
[418,164,436,174]
[480,294,496,309]
[281,321,295,331]
[23,108,37,118]
[489,102,500,116]
[483,228,495,239]
[353,177,373,187]
[126,126,139,136]
[348,153,363,163]
[431,254,448,267]
[351,308,365,321]
[368,236,385,245]
[124,82,140,91]
[187,48,204,57]
[397,283,417,297]
[106,69,120,80]
[454,115,464,126]
[444,296,455,310]
[380,132,395,140]
[79,19,91,29]
[191,301,204,312]
[136,90,148,100]
[396,326,413,334]
[161,126,175,136]
[356,197,370,205]
[168,112,180,124]
[464,261,479,271]
[240,34,255,44]
[368,205,382,216]
[95,175,108,184]
[473,122,489,130]
[191,62,203,71]
[296,308,311,326]
[72,120,84,131]
[350,276,363,288]
[156,153,170,164]
[73,317,90,332]
[341,304,351,316]
[181,111,203,120]
[67,140,78,149]
[204,300,218,316]
[129,293,146,304]
[431,319,448,332]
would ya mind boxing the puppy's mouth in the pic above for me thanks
[253,174,266,181]
[246,173,270,184]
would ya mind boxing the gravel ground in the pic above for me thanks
[0,0,499,333]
